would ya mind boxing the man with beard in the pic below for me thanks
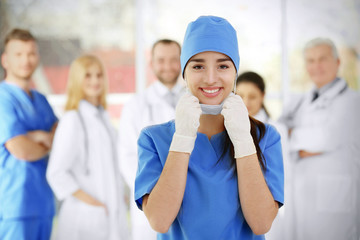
[0,29,58,240]
[118,39,183,240]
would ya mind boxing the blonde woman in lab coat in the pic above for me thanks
[47,55,129,240]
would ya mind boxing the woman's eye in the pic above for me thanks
[219,65,229,69]
[193,65,203,70]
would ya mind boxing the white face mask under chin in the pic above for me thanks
[200,102,224,115]
[200,92,235,115]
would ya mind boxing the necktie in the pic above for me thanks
[312,91,319,102]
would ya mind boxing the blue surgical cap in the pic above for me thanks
[181,16,240,77]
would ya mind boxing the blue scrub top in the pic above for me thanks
[0,82,58,220]
[135,120,284,240]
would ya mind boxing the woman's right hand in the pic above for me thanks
[73,189,108,214]
[169,92,202,153]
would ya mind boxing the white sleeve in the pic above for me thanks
[47,112,82,200]
[117,99,141,190]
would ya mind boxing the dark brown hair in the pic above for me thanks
[151,39,181,56]
[236,71,270,118]
[4,28,36,47]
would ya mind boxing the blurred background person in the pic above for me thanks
[279,38,360,240]
[117,39,183,240]
[236,71,291,240]
[0,28,58,240]
[47,55,129,240]
[236,71,270,122]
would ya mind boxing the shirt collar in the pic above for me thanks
[153,80,185,98]
[253,108,269,123]
[79,99,104,116]
[314,77,340,96]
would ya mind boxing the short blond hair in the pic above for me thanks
[65,55,108,111]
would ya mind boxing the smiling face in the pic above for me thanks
[151,42,181,89]
[1,39,39,82]
[305,44,340,88]
[184,51,236,105]
[82,63,105,105]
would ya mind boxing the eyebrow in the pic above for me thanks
[188,57,232,63]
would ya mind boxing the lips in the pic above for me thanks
[202,88,219,94]
[200,87,222,97]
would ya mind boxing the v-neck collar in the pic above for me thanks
[190,131,229,171]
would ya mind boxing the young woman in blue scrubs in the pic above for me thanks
[135,16,284,239]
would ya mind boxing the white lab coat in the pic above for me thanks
[279,78,360,240]
[118,81,185,240]
[47,100,129,240]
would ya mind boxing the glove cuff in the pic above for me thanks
[169,133,196,154]
[234,140,257,158]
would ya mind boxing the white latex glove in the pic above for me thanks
[169,92,202,153]
[221,94,257,158]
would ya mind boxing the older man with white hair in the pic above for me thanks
[280,38,360,240]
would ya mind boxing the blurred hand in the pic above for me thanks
[27,130,53,148]
[299,150,321,158]
[73,189,108,215]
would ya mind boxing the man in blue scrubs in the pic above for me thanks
[0,29,58,240]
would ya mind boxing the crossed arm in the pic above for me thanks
[5,122,58,161]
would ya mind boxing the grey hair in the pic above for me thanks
[303,38,339,59]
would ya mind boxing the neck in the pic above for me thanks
[161,81,177,90]
[6,75,32,94]
[85,96,100,107]
[198,114,225,139]
[315,77,337,89]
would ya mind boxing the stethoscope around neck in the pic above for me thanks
[76,108,118,176]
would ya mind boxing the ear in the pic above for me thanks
[1,53,8,69]
[183,78,188,89]
[150,57,154,70]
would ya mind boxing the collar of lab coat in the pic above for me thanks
[309,78,347,106]
[152,80,184,98]
[78,99,105,117]
[253,108,270,123]
[146,80,185,106]
[312,77,340,96]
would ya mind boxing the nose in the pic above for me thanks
[161,60,172,72]
[243,97,250,109]
[204,68,217,85]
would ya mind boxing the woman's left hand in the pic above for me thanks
[221,94,256,158]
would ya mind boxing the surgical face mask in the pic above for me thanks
[185,75,237,115]
[200,102,225,115]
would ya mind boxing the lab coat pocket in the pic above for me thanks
[316,175,355,213]
[76,200,109,240]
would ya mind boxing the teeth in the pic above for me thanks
[203,88,219,94]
